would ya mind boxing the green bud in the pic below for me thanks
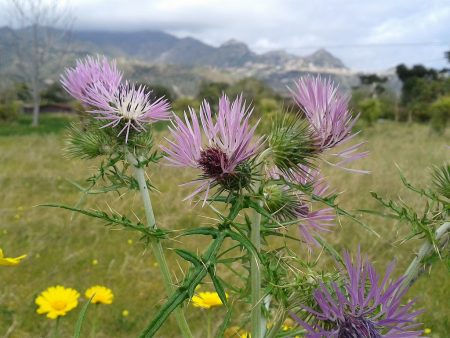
[268,113,317,175]
[66,123,117,159]
[263,183,301,221]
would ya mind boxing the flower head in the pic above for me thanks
[191,291,227,309]
[87,82,171,142]
[265,167,334,247]
[0,248,26,266]
[61,56,170,142]
[85,285,114,305]
[163,95,264,201]
[36,286,80,319]
[61,55,122,104]
[291,76,368,172]
[293,251,423,337]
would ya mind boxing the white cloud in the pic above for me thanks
[1,0,448,70]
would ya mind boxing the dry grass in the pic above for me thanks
[0,118,448,337]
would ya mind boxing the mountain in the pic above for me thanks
[303,48,346,69]
[0,27,359,96]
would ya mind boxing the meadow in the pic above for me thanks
[0,115,449,337]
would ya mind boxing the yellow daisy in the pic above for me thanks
[85,285,114,305]
[36,286,80,319]
[191,291,227,309]
[0,248,26,266]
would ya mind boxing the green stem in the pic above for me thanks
[207,311,212,338]
[90,305,98,338]
[250,204,262,338]
[401,222,450,292]
[126,152,193,338]
[250,149,272,338]
[51,317,60,338]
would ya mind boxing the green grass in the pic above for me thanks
[0,114,76,137]
[0,116,448,337]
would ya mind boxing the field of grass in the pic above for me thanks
[0,115,449,337]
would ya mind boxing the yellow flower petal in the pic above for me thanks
[0,248,27,266]
[85,285,114,305]
[35,285,80,320]
[191,292,228,309]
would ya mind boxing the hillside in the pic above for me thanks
[0,26,360,96]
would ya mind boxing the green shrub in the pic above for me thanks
[430,96,450,133]
[172,97,201,116]
[0,100,23,122]
[358,98,382,125]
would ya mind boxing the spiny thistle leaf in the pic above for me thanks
[41,204,169,240]
[313,235,344,265]
[208,268,228,306]
[432,164,450,199]
[139,231,227,337]
[174,249,202,267]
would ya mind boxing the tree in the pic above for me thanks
[429,96,450,134]
[359,74,387,99]
[7,0,73,126]
[396,64,441,123]
[197,82,230,107]
[136,83,176,103]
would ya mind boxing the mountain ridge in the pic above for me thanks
[0,26,361,96]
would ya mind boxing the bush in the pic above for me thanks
[357,98,382,125]
[430,96,450,133]
[41,83,71,104]
[135,83,176,103]
[172,97,201,116]
[0,100,23,122]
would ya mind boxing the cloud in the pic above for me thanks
[2,0,449,71]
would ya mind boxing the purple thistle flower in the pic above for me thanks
[61,55,122,104]
[293,251,423,337]
[86,82,170,142]
[291,76,369,173]
[162,94,264,202]
[61,56,170,142]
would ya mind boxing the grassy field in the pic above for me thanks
[0,115,449,337]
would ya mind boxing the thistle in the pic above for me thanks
[85,82,170,142]
[290,76,368,172]
[162,94,264,201]
[61,56,170,143]
[61,55,122,104]
[293,251,423,337]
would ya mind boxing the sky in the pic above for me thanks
[2,0,449,71]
